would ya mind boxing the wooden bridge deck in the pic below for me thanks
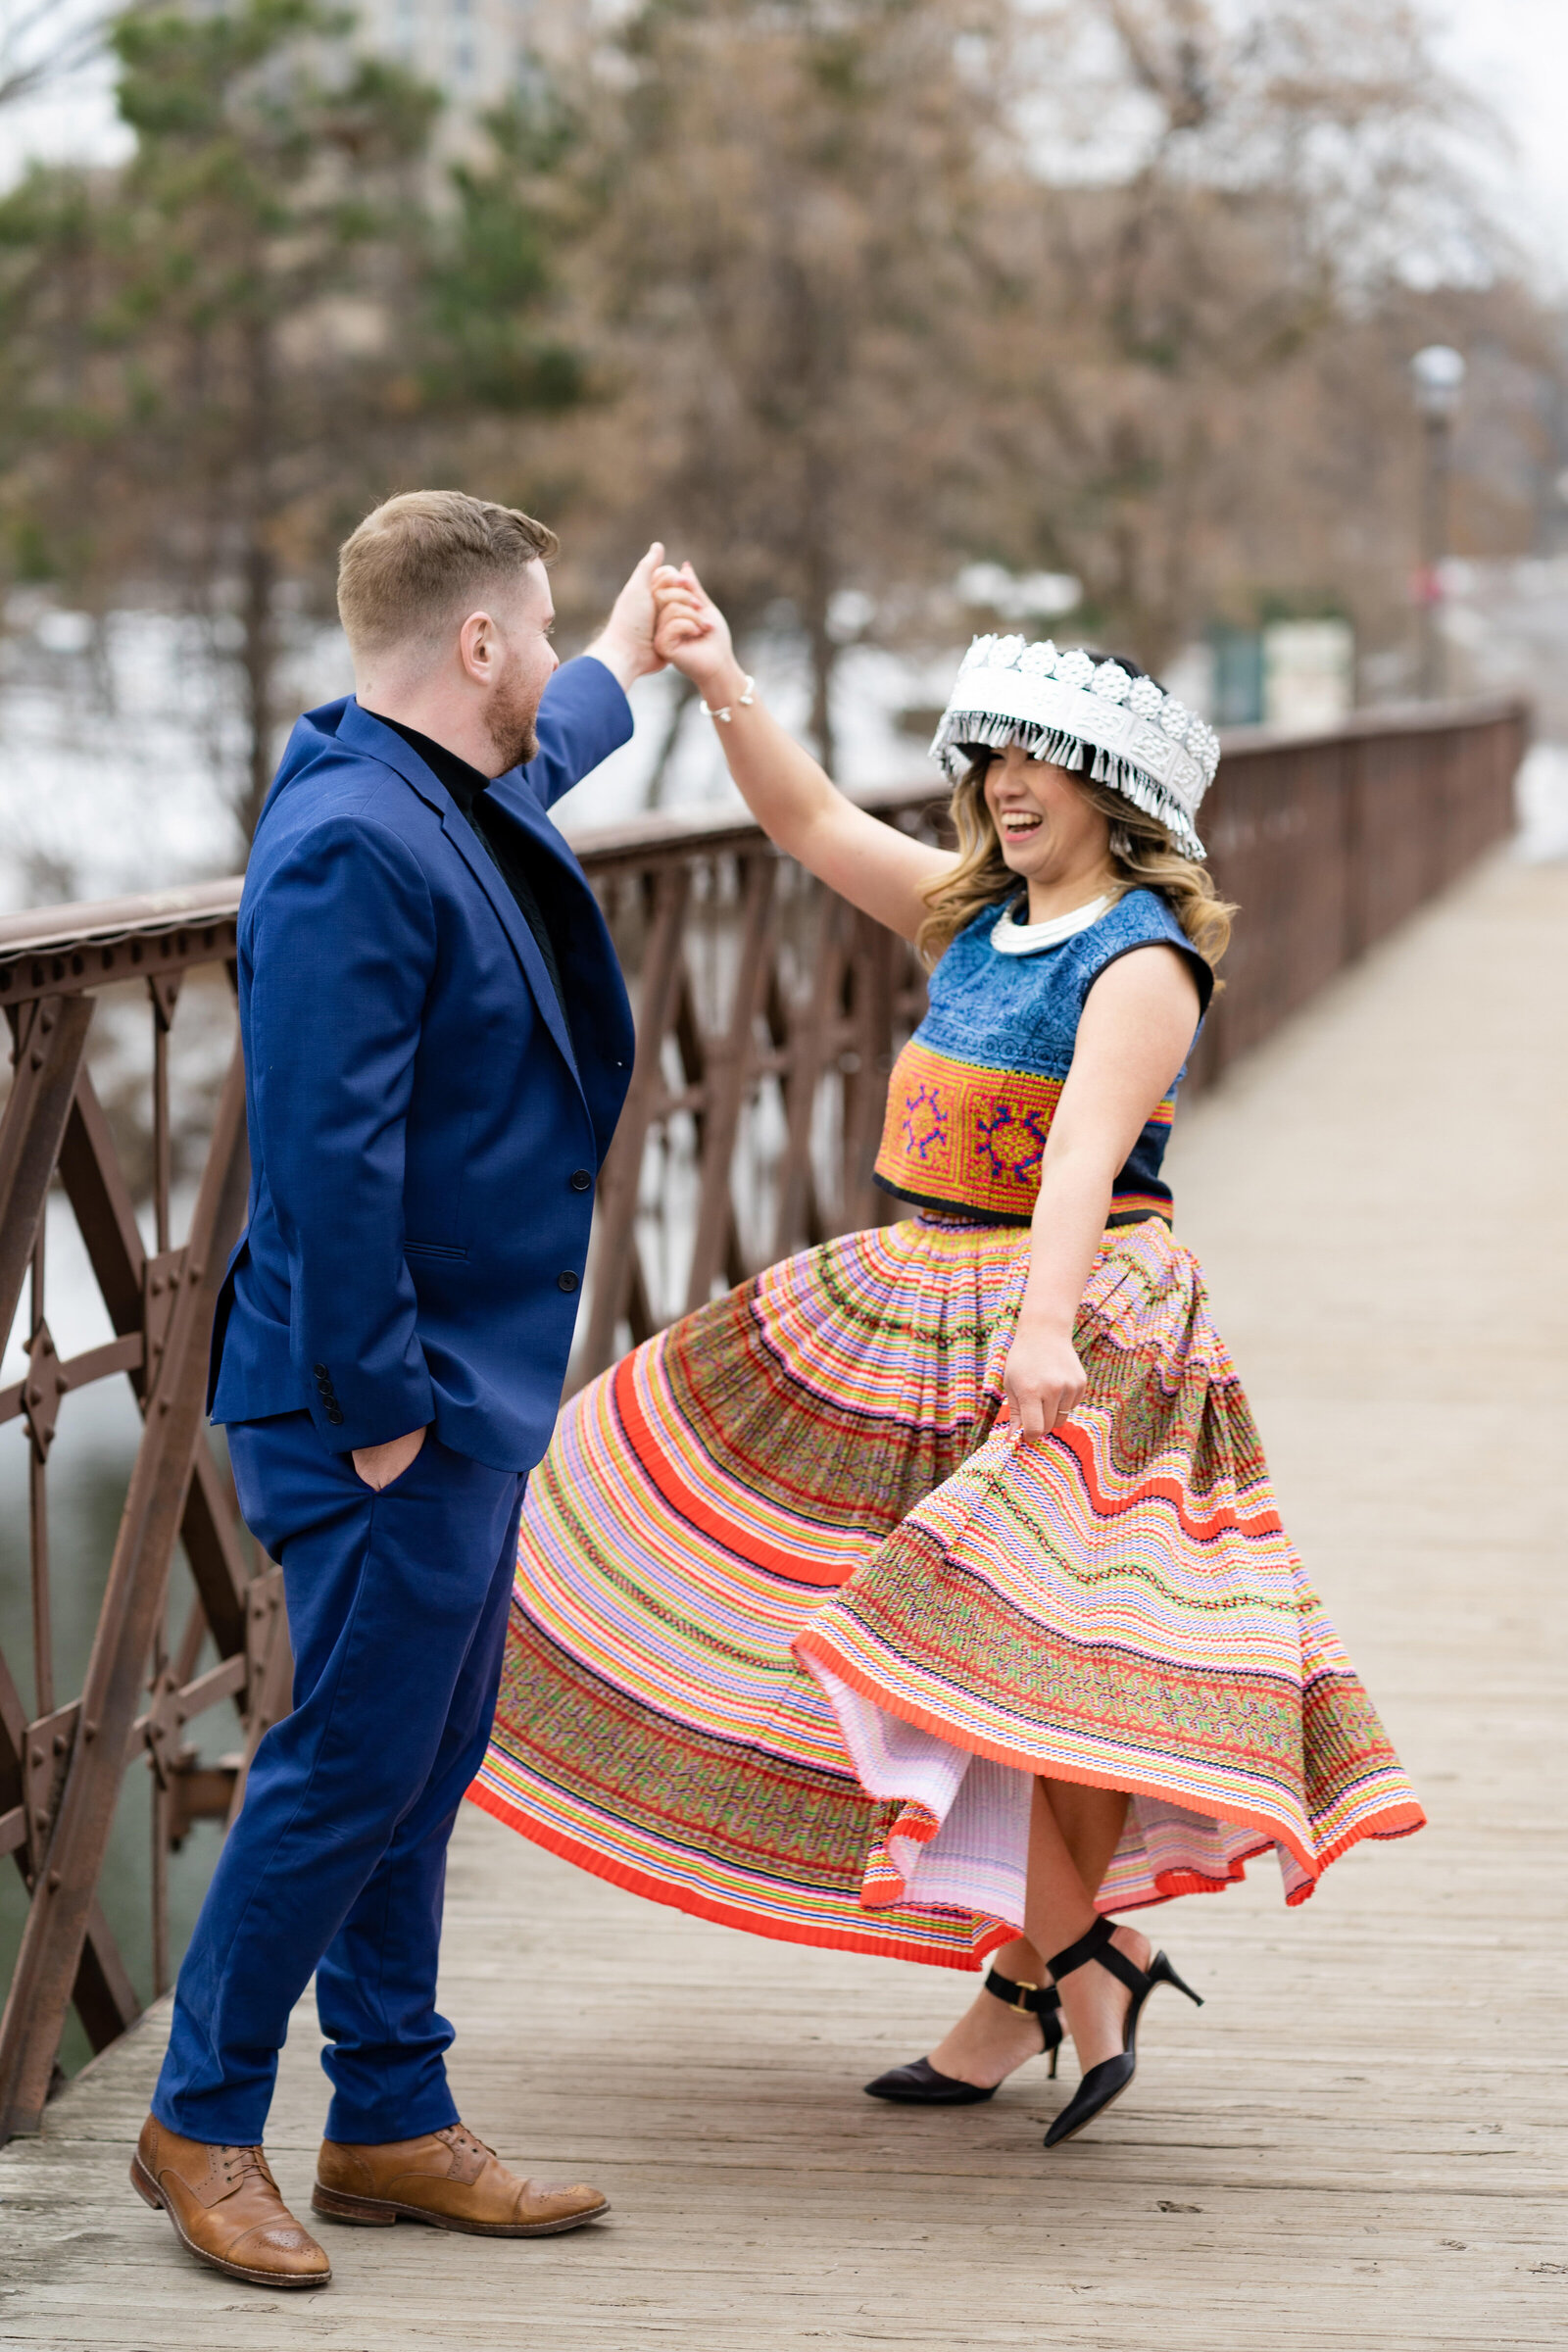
[2,850,1564,2350]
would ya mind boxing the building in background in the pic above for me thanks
[353,0,565,149]
[1262,620,1355,732]
[1205,617,1355,730]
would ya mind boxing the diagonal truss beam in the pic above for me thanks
[0,1647,138,2059]
[59,1069,251,1659]
[0,997,95,1349]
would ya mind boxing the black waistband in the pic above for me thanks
[903,1200,1172,1234]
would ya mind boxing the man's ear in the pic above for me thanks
[458,611,494,684]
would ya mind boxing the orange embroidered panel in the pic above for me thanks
[874,1036,1174,1222]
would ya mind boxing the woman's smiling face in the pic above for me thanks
[981,741,1111,890]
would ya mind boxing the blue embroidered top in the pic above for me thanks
[872,887,1211,1226]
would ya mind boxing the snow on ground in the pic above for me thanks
[1515,743,1568,863]
[0,604,247,907]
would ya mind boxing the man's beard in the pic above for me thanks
[484,663,542,772]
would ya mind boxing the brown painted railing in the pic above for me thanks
[0,887,288,2141]
[0,692,1527,2136]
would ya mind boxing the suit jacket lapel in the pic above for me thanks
[438,804,583,1084]
[339,703,585,1094]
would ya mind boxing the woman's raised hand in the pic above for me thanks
[653,562,739,695]
[647,556,953,941]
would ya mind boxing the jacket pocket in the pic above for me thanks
[405,1240,469,1262]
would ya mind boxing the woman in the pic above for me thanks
[473,572,1424,2146]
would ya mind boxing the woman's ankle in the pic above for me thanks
[1054,1921,1153,2071]
[928,1977,1054,2090]
[991,1935,1049,1984]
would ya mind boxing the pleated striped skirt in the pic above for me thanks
[471,1210,1423,1969]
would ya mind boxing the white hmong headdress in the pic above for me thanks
[930,636,1220,860]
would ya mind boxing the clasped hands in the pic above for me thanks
[578,540,739,701]
[650,561,744,700]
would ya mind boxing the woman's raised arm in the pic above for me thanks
[654,564,954,943]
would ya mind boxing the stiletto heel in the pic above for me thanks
[864,1967,1062,2105]
[1149,1951,1202,2008]
[1042,1917,1201,2148]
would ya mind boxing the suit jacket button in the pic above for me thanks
[325,1403,345,1426]
[557,1269,580,1293]
[314,1363,329,1378]
[569,1169,592,1193]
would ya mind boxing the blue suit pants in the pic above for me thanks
[152,1412,525,2146]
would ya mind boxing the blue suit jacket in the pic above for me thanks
[209,655,636,1472]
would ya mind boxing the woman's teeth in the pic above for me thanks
[1002,813,1042,835]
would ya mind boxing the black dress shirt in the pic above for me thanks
[376,715,570,1029]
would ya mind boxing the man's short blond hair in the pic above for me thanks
[337,490,559,660]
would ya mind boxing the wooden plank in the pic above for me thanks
[0,852,1563,2347]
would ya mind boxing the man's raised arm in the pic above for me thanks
[521,541,670,809]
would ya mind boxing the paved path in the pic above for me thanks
[2,852,1564,2351]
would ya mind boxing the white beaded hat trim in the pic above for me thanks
[930,635,1219,859]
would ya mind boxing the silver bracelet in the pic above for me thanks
[700,673,757,723]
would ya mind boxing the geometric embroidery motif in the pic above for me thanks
[876,1036,1174,1221]
[900,1082,948,1161]
[876,1037,1065,1217]
[973,1099,1051,1185]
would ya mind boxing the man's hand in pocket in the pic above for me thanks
[352,1425,429,1491]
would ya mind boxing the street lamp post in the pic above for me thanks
[1409,344,1466,701]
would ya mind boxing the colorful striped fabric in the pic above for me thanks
[472,1210,1424,1961]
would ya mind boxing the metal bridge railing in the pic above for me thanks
[0,693,1528,2137]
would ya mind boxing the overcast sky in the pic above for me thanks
[1439,0,1568,279]
[0,0,1566,275]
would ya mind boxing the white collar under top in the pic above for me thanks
[989,893,1111,956]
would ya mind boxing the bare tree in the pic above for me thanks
[960,0,1510,669]
[529,0,1021,773]
[489,0,1541,741]
[0,0,114,113]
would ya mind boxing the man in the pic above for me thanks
[131,493,665,2288]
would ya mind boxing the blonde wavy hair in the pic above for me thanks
[915,697,1236,979]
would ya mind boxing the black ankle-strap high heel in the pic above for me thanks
[1042,1917,1201,2148]
[863,1967,1063,2106]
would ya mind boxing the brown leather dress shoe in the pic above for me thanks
[131,2115,331,2288]
[313,2122,609,2236]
